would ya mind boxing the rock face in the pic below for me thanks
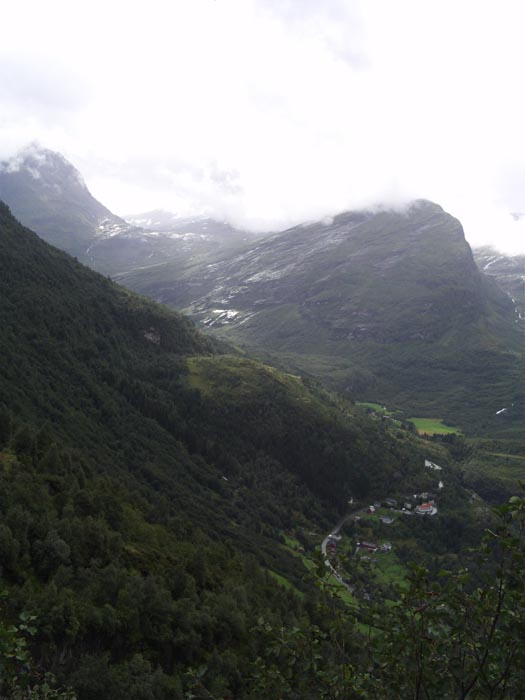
[129,199,509,344]
[0,145,130,257]
[187,201,485,344]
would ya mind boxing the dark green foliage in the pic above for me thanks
[1,202,455,697]
[0,597,76,699]
[2,201,520,698]
[0,415,318,698]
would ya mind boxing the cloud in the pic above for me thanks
[1,0,525,252]
[0,52,87,113]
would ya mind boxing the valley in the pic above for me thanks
[0,149,524,698]
[5,0,525,688]
[1,149,522,500]
[3,200,475,697]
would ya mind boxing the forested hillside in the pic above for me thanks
[1,202,454,698]
[1,203,524,698]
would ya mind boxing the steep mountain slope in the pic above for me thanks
[1,202,452,697]
[121,201,524,435]
[0,145,131,257]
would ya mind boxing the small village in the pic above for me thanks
[321,457,444,599]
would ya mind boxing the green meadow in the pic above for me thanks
[410,417,461,435]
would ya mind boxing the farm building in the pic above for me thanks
[357,541,378,552]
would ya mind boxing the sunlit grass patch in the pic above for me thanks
[410,417,461,435]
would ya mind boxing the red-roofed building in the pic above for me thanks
[415,502,437,515]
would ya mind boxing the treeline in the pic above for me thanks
[4,418,524,700]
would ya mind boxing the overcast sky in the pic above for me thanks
[1,0,525,253]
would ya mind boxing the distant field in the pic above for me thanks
[410,417,462,435]
[356,404,462,436]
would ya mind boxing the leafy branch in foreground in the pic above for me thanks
[365,491,525,699]
[0,596,76,700]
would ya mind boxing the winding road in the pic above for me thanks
[321,504,368,594]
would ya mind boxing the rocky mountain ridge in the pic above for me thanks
[0,145,132,256]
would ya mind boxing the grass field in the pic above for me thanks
[410,417,462,435]
[371,552,408,590]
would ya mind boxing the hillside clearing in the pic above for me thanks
[410,417,462,435]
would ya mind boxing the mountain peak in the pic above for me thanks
[0,144,129,256]
[408,198,444,213]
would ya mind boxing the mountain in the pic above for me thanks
[1,147,521,482]
[123,210,262,258]
[3,201,465,697]
[120,201,524,436]
[3,197,431,516]
[0,145,131,257]
[0,146,262,274]
[85,210,263,276]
